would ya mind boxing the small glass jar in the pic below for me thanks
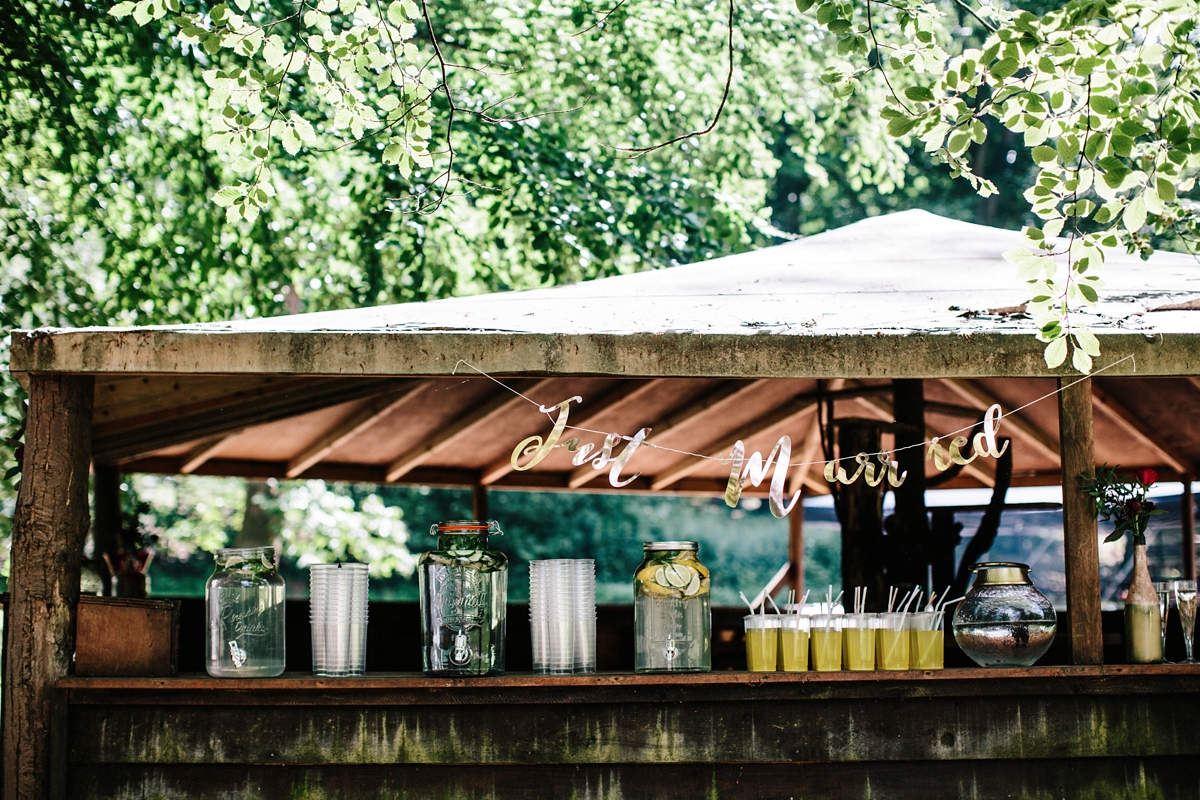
[419,520,508,676]
[634,541,711,673]
[206,546,286,677]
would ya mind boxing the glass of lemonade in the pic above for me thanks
[877,612,911,670]
[811,614,843,672]
[843,613,876,671]
[744,614,780,672]
[779,614,810,672]
[909,611,944,670]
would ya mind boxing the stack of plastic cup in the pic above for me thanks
[529,559,596,674]
[309,563,369,677]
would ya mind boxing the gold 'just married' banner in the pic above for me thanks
[508,396,1010,519]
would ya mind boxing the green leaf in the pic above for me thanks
[1072,345,1093,374]
[1073,327,1100,355]
[1157,177,1176,203]
[886,116,919,137]
[1044,337,1068,368]
[109,1,136,17]
[1032,145,1056,164]
[1124,193,1146,233]
[990,57,1018,80]
[1078,283,1098,303]
[212,186,242,207]
[387,0,407,26]
[1089,95,1118,115]
[263,36,286,69]
[294,117,317,146]
[795,0,816,10]
[281,125,301,155]
[1042,218,1064,240]
[903,86,934,103]
[232,0,250,10]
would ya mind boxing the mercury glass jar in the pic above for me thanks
[206,546,286,677]
[419,520,508,676]
[952,562,1057,668]
[634,541,711,673]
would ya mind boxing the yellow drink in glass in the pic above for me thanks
[779,617,810,672]
[909,612,943,669]
[877,613,910,670]
[744,614,780,672]
[811,615,842,671]
[843,613,875,671]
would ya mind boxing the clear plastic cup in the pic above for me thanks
[744,614,781,672]
[779,615,810,672]
[811,615,843,672]
[309,564,369,677]
[843,613,876,671]
[908,611,943,669]
[876,612,911,670]
[529,559,596,674]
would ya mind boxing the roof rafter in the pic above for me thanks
[179,434,237,475]
[286,383,429,478]
[567,379,771,489]
[1092,383,1199,476]
[384,379,549,483]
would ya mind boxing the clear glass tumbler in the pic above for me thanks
[206,546,286,677]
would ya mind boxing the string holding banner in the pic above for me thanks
[455,353,1138,520]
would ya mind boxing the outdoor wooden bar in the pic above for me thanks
[7,213,1200,799]
[58,667,1200,799]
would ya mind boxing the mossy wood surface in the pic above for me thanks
[63,669,1200,799]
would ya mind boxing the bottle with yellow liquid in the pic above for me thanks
[843,613,876,671]
[909,611,944,670]
[779,615,810,672]
[744,614,780,672]
[877,612,910,670]
[811,614,842,671]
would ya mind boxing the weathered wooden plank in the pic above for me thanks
[63,758,1200,800]
[64,690,1200,766]
[1059,376,1103,665]
[13,329,1200,380]
[3,373,95,800]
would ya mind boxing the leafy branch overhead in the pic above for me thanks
[110,0,437,222]
[800,0,1199,373]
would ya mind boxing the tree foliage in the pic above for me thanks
[805,0,1200,370]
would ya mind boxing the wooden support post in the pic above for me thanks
[787,496,804,597]
[1183,479,1196,582]
[890,379,932,592]
[472,482,489,521]
[92,464,121,597]
[1058,377,1103,665]
[3,374,95,800]
[838,420,887,608]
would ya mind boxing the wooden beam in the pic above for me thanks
[649,397,819,491]
[286,384,428,478]
[385,380,545,483]
[568,380,769,489]
[1059,376,1103,665]
[941,378,1060,462]
[92,464,121,597]
[479,379,667,486]
[93,377,406,463]
[1091,383,1199,476]
[472,482,489,521]
[752,562,792,610]
[3,374,95,800]
[788,414,829,495]
[179,434,237,475]
[854,394,996,487]
[788,497,804,596]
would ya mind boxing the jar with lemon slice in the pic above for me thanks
[633,541,711,672]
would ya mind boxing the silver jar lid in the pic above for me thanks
[643,541,698,552]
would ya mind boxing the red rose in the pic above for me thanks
[1127,500,1142,513]
[1134,468,1158,487]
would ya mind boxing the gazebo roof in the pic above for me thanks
[10,209,1200,493]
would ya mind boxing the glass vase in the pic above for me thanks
[1125,543,1163,663]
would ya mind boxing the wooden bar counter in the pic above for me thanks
[60,665,1200,799]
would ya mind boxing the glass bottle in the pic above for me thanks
[419,520,508,676]
[634,541,711,673]
[206,546,286,677]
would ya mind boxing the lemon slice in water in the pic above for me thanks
[684,571,701,597]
